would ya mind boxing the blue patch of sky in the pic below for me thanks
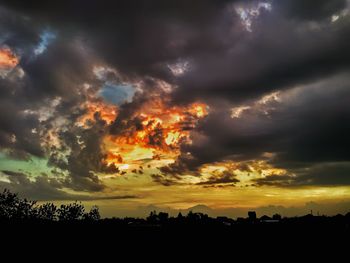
[0,152,52,177]
[34,30,56,56]
[99,83,135,105]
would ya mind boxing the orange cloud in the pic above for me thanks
[103,98,208,171]
[78,100,118,126]
[74,90,208,176]
[0,47,18,70]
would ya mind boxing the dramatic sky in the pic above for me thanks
[1,0,350,217]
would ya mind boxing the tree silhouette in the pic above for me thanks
[37,203,57,221]
[0,189,37,220]
[0,189,101,222]
[57,202,85,221]
[83,206,101,221]
[158,212,169,222]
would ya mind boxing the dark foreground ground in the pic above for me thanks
[2,214,349,240]
[1,218,348,259]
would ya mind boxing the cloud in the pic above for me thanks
[1,0,350,106]
[0,6,120,191]
[0,0,236,81]
[0,170,137,201]
[252,174,296,187]
[0,1,350,193]
[254,162,350,187]
[48,113,120,192]
[173,9,350,105]
[160,73,350,186]
[0,170,79,201]
[150,174,181,187]
[196,170,240,187]
[275,0,348,21]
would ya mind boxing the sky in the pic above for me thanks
[0,0,350,218]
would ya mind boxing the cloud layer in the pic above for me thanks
[0,0,349,202]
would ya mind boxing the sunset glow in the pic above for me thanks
[103,100,208,172]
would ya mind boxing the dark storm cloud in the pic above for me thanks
[0,170,137,201]
[254,162,350,187]
[0,170,75,201]
[0,7,43,160]
[252,174,295,187]
[159,152,201,179]
[0,4,122,191]
[0,6,40,51]
[295,163,350,186]
[150,174,180,187]
[19,39,96,101]
[173,4,350,104]
[1,0,349,104]
[0,94,43,159]
[165,73,350,185]
[275,0,347,20]
[0,0,235,80]
[48,113,120,192]
[0,38,97,156]
[196,170,240,187]
[2,0,349,105]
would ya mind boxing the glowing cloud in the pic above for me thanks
[0,47,18,74]
[103,99,208,172]
[231,106,251,119]
[78,100,118,126]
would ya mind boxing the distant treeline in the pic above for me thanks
[1,189,350,229]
